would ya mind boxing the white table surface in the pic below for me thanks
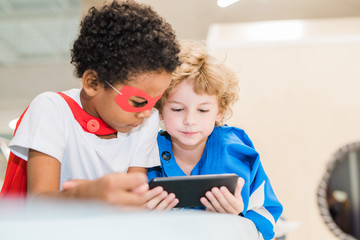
[0,198,260,240]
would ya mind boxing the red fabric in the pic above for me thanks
[0,107,28,198]
[57,92,116,135]
[0,92,117,198]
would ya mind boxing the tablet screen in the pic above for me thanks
[149,174,238,208]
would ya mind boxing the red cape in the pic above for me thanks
[0,108,28,198]
[0,92,116,198]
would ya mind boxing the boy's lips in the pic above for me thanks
[182,131,197,136]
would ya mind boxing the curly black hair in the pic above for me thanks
[71,0,180,87]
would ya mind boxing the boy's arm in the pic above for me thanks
[27,149,148,206]
[127,167,147,174]
[28,149,178,208]
[244,163,283,240]
[27,149,61,196]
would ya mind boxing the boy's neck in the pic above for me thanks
[80,89,97,118]
[79,89,118,140]
[171,137,207,175]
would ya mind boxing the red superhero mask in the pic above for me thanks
[105,81,162,112]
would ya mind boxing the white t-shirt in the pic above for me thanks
[9,89,160,188]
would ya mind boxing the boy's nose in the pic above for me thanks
[184,113,196,126]
[136,110,151,119]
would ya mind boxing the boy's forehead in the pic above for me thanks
[172,78,214,95]
[170,81,213,96]
[168,88,218,103]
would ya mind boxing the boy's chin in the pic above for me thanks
[117,125,139,133]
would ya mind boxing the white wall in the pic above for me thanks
[0,64,80,134]
[207,17,360,240]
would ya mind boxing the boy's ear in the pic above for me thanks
[82,70,100,97]
[216,109,223,122]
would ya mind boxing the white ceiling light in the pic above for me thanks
[217,0,240,8]
[243,20,304,41]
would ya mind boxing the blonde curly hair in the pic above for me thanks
[155,40,239,126]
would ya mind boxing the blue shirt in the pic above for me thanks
[148,126,283,240]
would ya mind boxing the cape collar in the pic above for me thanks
[58,92,117,136]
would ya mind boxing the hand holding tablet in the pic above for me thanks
[149,174,238,208]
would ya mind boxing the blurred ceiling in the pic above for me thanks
[0,0,360,134]
[140,0,360,40]
[0,0,80,66]
[1,0,360,67]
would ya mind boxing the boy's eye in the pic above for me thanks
[130,100,148,107]
[128,96,148,108]
[171,108,183,112]
[199,109,209,113]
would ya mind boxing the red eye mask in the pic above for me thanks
[106,81,162,112]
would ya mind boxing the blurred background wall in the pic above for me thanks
[207,17,360,240]
[1,1,360,240]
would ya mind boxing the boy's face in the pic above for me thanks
[95,71,172,133]
[161,79,222,148]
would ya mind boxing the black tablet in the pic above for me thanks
[149,174,238,208]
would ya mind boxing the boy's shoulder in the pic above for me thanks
[23,89,81,121]
[212,125,254,148]
[29,91,62,109]
[34,91,59,100]
[31,89,80,107]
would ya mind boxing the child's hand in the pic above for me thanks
[135,186,179,210]
[61,172,149,206]
[61,174,179,209]
[200,177,245,215]
[62,179,89,190]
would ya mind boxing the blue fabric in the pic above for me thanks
[148,125,283,240]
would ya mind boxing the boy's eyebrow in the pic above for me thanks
[167,100,183,104]
[198,102,215,105]
[167,100,216,106]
